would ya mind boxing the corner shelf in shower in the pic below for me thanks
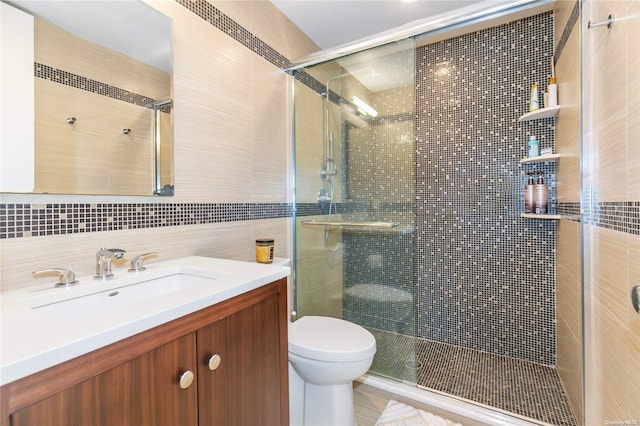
[520,213,561,220]
[518,105,560,121]
[519,153,562,163]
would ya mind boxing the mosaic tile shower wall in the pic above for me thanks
[342,229,415,335]
[336,45,418,337]
[416,13,557,365]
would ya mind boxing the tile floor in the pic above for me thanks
[365,329,578,426]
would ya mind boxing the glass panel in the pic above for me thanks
[293,38,417,384]
[581,0,640,423]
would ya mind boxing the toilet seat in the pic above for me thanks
[289,316,376,362]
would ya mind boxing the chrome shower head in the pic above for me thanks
[317,188,331,203]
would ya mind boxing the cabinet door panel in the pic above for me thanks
[11,333,197,426]
[197,293,283,425]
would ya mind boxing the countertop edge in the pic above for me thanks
[0,256,290,386]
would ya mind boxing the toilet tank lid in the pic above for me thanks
[288,316,376,362]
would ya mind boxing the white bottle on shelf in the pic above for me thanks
[547,77,558,108]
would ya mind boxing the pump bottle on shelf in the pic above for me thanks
[534,171,548,214]
[524,172,535,214]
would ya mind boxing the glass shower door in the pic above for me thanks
[581,0,640,422]
[292,39,418,384]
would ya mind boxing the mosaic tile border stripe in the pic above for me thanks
[553,1,580,65]
[295,202,326,217]
[558,201,640,233]
[557,202,580,222]
[35,63,167,111]
[175,0,290,69]
[294,70,326,95]
[0,203,292,239]
[295,202,415,217]
[586,201,640,235]
[0,201,640,239]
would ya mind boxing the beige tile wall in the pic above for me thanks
[292,69,344,318]
[294,216,343,319]
[583,0,640,423]
[554,4,580,204]
[588,227,640,421]
[0,0,319,290]
[556,220,582,422]
[553,1,583,423]
[34,19,169,97]
[33,19,169,195]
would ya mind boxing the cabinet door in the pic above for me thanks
[197,291,285,425]
[10,333,198,426]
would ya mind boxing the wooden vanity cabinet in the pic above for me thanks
[10,334,198,426]
[197,287,284,425]
[0,278,289,426]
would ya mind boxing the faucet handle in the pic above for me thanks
[105,248,126,259]
[128,252,158,272]
[33,268,78,287]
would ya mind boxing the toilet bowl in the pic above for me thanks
[288,316,376,426]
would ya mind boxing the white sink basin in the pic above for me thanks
[31,273,220,316]
[1,256,290,386]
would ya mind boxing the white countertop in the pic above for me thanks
[0,256,290,386]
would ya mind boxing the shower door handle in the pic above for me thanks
[632,285,640,314]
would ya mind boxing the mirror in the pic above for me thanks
[0,0,173,196]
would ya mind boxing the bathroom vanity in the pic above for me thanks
[0,257,290,426]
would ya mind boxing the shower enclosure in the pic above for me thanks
[292,2,640,424]
[292,10,580,425]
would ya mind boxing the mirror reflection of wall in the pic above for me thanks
[0,1,173,196]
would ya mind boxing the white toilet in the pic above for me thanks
[288,316,376,426]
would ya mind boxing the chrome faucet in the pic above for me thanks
[128,252,158,272]
[33,268,78,287]
[94,247,126,280]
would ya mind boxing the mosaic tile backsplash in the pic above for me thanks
[415,13,557,364]
[0,203,291,239]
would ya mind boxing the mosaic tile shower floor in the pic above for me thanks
[368,329,578,426]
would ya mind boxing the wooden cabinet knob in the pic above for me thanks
[178,370,194,389]
[208,354,221,371]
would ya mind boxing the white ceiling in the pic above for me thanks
[271,0,553,92]
[270,0,492,51]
